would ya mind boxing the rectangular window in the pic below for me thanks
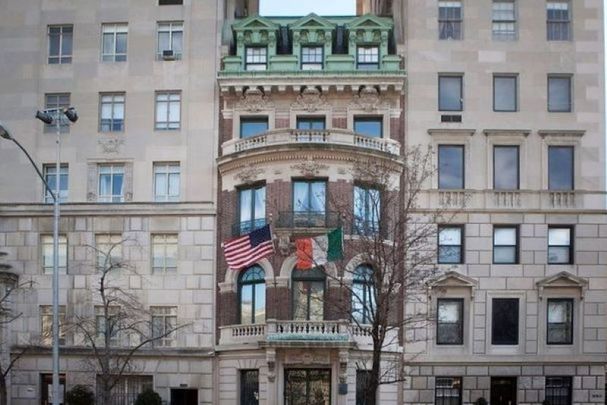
[353,116,382,138]
[151,306,177,347]
[238,185,266,236]
[101,23,128,62]
[95,234,122,269]
[99,93,125,132]
[97,375,153,405]
[438,226,463,264]
[293,180,326,227]
[43,164,68,203]
[155,91,181,130]
[159,0,182,4]
[547,298,573,344]
[44,93,70,133]
[493,145,519,190]
[95,305,120,343]
[548,75,572,112]
[491,298,519,345]
[493,226,518,264]
[296,117,325,130]
[545,377,572,405]
[98,164,124,203]
[435,377,462,405]
[356,370,372,405]
[40,305,66,345]
[547,1,571,41]
[548,146,574,190]
[301,46,323,70]
[240,117,268,138]
[354,185,380,236]
[48,25,73,64]
[357,46,379,70]
[438,1,462,40]
[439,75,463,111]
[153,162,180,202]
[492,1,516,40]
[437,298,464,345]
[157,22,183,60]
[41,235,67,275]
[245,47,267,71]
[438,145,464,189]
[40,374,66,405]
[493,75,517,112]
[152,234,178,273]
[240,370,259,405]
[548,226,573,264]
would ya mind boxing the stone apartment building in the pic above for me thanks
[0,0,605,405]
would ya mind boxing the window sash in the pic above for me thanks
[238,185,266,235]
[435,377,462,405]
[439,76,463,111]
[95,234,123,269]
[437,299,464,344]
[438,145,465,189]
[547,2,571,40]
[301,46,323,70]
[548,76,572,112]
[438,1,463,40]
[44,93,71,133]
[493,76,517,112]
[41,235,68,274]
[357,46,379,70]
[353,186,381,236]
[155,92,181,129]
[43,164,68,203]
[245,47,267,71]
[98,165,125,202]
[296,117,326,130]
[545,377,572,405]
[493,145,519,190]
[151,307,177,346]
[99,93,125,132]
[293,181,326,214]
[548,227,572,264]
[101,24,128,62]
[548,145,574,190]
[240,117,269,138]
[547,299,573,344]
[492,1,516,39]
[153,163,180,201]
[40,305,66,345]
[438,226,463,264]
[493,227,518,264]
[353,117,382,138]
[151,234,178,273]
[157,22,183,58]
[48,25,73,64]
[491,298,519,345]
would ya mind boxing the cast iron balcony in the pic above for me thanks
[232,218,268,237]
[275,211,341,229]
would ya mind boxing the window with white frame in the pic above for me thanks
[356,46,379,70]
[547,298,573,344]
[43,164,68,203]
[492,1,516,40]
[98,164,124,202]
[99,93,125,132]
[548,226,573,264]
[101,23,128,62]
[151,306,177,347]
[353,185,381,236]
[153,162,180,202]
[151,234,178,273]
[493,226,518,264]
[44,93,70,133]
[95,234,123,269]
[155,91,181,130]
[438,226,464,264]
[301,46,323,70]
[48,25,73,64]
[438,1,462,40]
[40,305,66,345]
[95,305,120,344]
[547,1,571,41]
[437,298,464,345]
[41,235,67,275]
[245,47,267,71]
[157,22,183,60]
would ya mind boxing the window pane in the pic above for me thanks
[548,146,574,190]
[439,227,461,245]
[549,228,571,245]
[547,299,573,344]
[240,118,268,138]
[437,299,463,345]
[548,76,571,112]
[439,76,463,111]
[354,118,382,138]
[438,145,464,189]
[494,146,519,189]
[494,76,517,111]
[494,227,516,245]
[254,283,265,323]
[240,285,253,323]
[493,246,516,264]
[492,298,519,345]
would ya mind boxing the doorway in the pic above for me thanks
[284,369,331,405]
[170,388,198,405]
[491,377,517,405]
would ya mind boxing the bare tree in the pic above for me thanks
[69,240,187,404]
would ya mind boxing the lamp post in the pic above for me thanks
[0,107,77,405]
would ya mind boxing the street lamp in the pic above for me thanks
[0,107,77,405]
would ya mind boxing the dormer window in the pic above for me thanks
[301,46,323,70]
[357,46,379,70]
[245,47,267,71]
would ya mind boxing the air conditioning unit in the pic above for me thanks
[441,114,462,123]
[162,50,175,60]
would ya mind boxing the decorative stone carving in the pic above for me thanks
[291,157,328,178]
[235,88,274,112]
[87,192,96,202]
[285,350,331,365]
[277,234,292,257]
[98,139,124,154]
[291,87,329,112]
[350,86,391,112]
[235,165,265,184]
[266,348,276,382]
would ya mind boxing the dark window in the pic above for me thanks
[40,373,66,405]
[292,267,325,321]
[239,266,265,324]
[240,117,268,138]
[240,370,259,405]
[492,0,516,40]
[160,0,182,4]
[96,375,153,405]
[492,298,519,345]
[354,116,382,138]
[297,117,325,130]
[245,47,267,71]
[494,75,517,112]
[438,1,462,40]
[439,75,463,111]
[435,377,462,405]
[437,298,464,345]
[548,146,574,190]
[352,265,375,324]
[301,46,323,70]
[547,298,573,345]
[545,377,572,405]
[357,46,379,70]
[48,25,72,64]
[354,185,380,236]
[356,370,373,405]
[547,1,571,41]
[438,145,465,189]
[493,145,519,190]
[493,226,518,264]
[438,226,463,264]
[491,377,517,405]
[548,226,573,264]
[548,75,572,112]
[284,369,331,405]
[44,93,70,133]
[238,185,266,236]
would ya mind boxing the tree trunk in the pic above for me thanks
[101,378,112,405]
[0,374,8,405]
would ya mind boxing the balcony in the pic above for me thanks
[275,211,341,230]
[222,128,401,157]
[232,218,267,237]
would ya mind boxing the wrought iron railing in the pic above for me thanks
[231,218,267,237]
[276,211,341,229]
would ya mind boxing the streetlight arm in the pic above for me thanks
[8,137,57,202]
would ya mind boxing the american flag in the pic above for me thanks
[223,225,274,270]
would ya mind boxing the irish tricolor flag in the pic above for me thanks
[295,228,343,270]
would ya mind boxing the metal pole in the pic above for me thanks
[51,112,61,405]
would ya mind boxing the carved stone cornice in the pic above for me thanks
[349,86,392,112]
[235,88,274,112]
[290,87,330,112]
[290,157,329,178]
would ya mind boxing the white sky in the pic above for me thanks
[259,0,355,16]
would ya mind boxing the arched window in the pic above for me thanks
[292,267,325,321]
[352,265,375,324]
[238,265,265,324]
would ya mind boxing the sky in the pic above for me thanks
[259,0,355,16]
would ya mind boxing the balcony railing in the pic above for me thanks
[231,218,267,237]
[276,211,341,229]
[221,128,401,157]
